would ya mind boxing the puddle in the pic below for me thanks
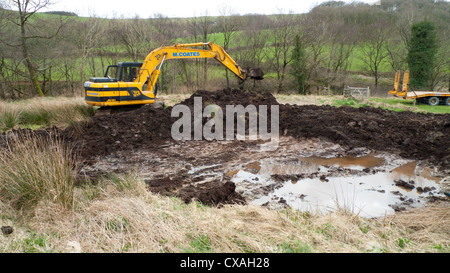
[256,154,386,176]
[298,154,385,170]
[252,172,440,218]
[228,156,444,218]
[391,161,416,178]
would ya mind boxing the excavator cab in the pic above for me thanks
[84,61,153,107]
[89,62,143,83]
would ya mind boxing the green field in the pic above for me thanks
[332,97,450,114]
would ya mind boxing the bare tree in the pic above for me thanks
[300,11,329,90]
[217,5,242,87]
[4,0,63,96]
[266,11,297,92]
[237,14,270,68]
[358,19,390,88]
[187,10,213,89]
[199,11,212,87]
[112,16,155,62]
[75,18,104,82]
[326,18,358,80]
[152,13,179,44]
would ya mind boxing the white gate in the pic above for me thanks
[343,86,370,101]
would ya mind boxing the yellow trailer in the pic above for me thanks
[388,70,450,106]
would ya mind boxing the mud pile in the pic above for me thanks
[63,88,278,160]
[5,88,448,168]
[64,88,449,168]
[179,88,278,108]
[64,104,175,161]
[279,104,450,167]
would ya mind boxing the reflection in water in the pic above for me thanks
[299,154,386,170]
[229,157,442,218]
[251,172,440,218]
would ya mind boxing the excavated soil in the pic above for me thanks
[279,104,450,166]
[62,88,449,167]
[1,88,449,208]
[62,88,280,161]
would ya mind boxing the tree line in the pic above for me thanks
[0,0,448,99]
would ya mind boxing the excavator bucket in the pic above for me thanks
[245,67,264,80]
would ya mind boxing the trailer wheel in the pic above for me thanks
[427,96,440,106]
[444,97,450,106]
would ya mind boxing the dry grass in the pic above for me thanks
[0,170,448,253]
[0,103,23,131]
[0,132,77,210]
[0,97,94,133]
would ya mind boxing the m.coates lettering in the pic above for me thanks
[173,52,201,57]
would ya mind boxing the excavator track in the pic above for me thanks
[94,101,165,116]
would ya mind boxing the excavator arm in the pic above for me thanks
[137,42,249,92]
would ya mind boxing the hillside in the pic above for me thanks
[0,0,448,98]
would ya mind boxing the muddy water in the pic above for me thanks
[258,154,385,176]
[298,154,386,170]
[83,136,446,217]
[230,156,444,218]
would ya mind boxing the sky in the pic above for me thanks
[40,0,380,18]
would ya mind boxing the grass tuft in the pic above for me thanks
[0,97,94,133]
[0,103,23,131]
[0,132,78,209]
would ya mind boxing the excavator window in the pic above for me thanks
[104,65,119,80]
[118,63,142,82]
[122,67,130,82]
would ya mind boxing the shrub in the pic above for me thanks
[0,132,77,209]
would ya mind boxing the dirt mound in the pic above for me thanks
[2,89,449,168]
[177,181,246,206]
[146,177,246,206]
[279,104,450,167]
[62,88,278,160]
[179,88,278,108]
[63,104,175,160]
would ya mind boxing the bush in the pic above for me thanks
[0,132,77,209]
[0,103,23,131]
[407,21,438,90]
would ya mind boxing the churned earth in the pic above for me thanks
[2,88,449,216]
[62,88,450,217]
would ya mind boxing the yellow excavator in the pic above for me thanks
[83,42,263,108]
